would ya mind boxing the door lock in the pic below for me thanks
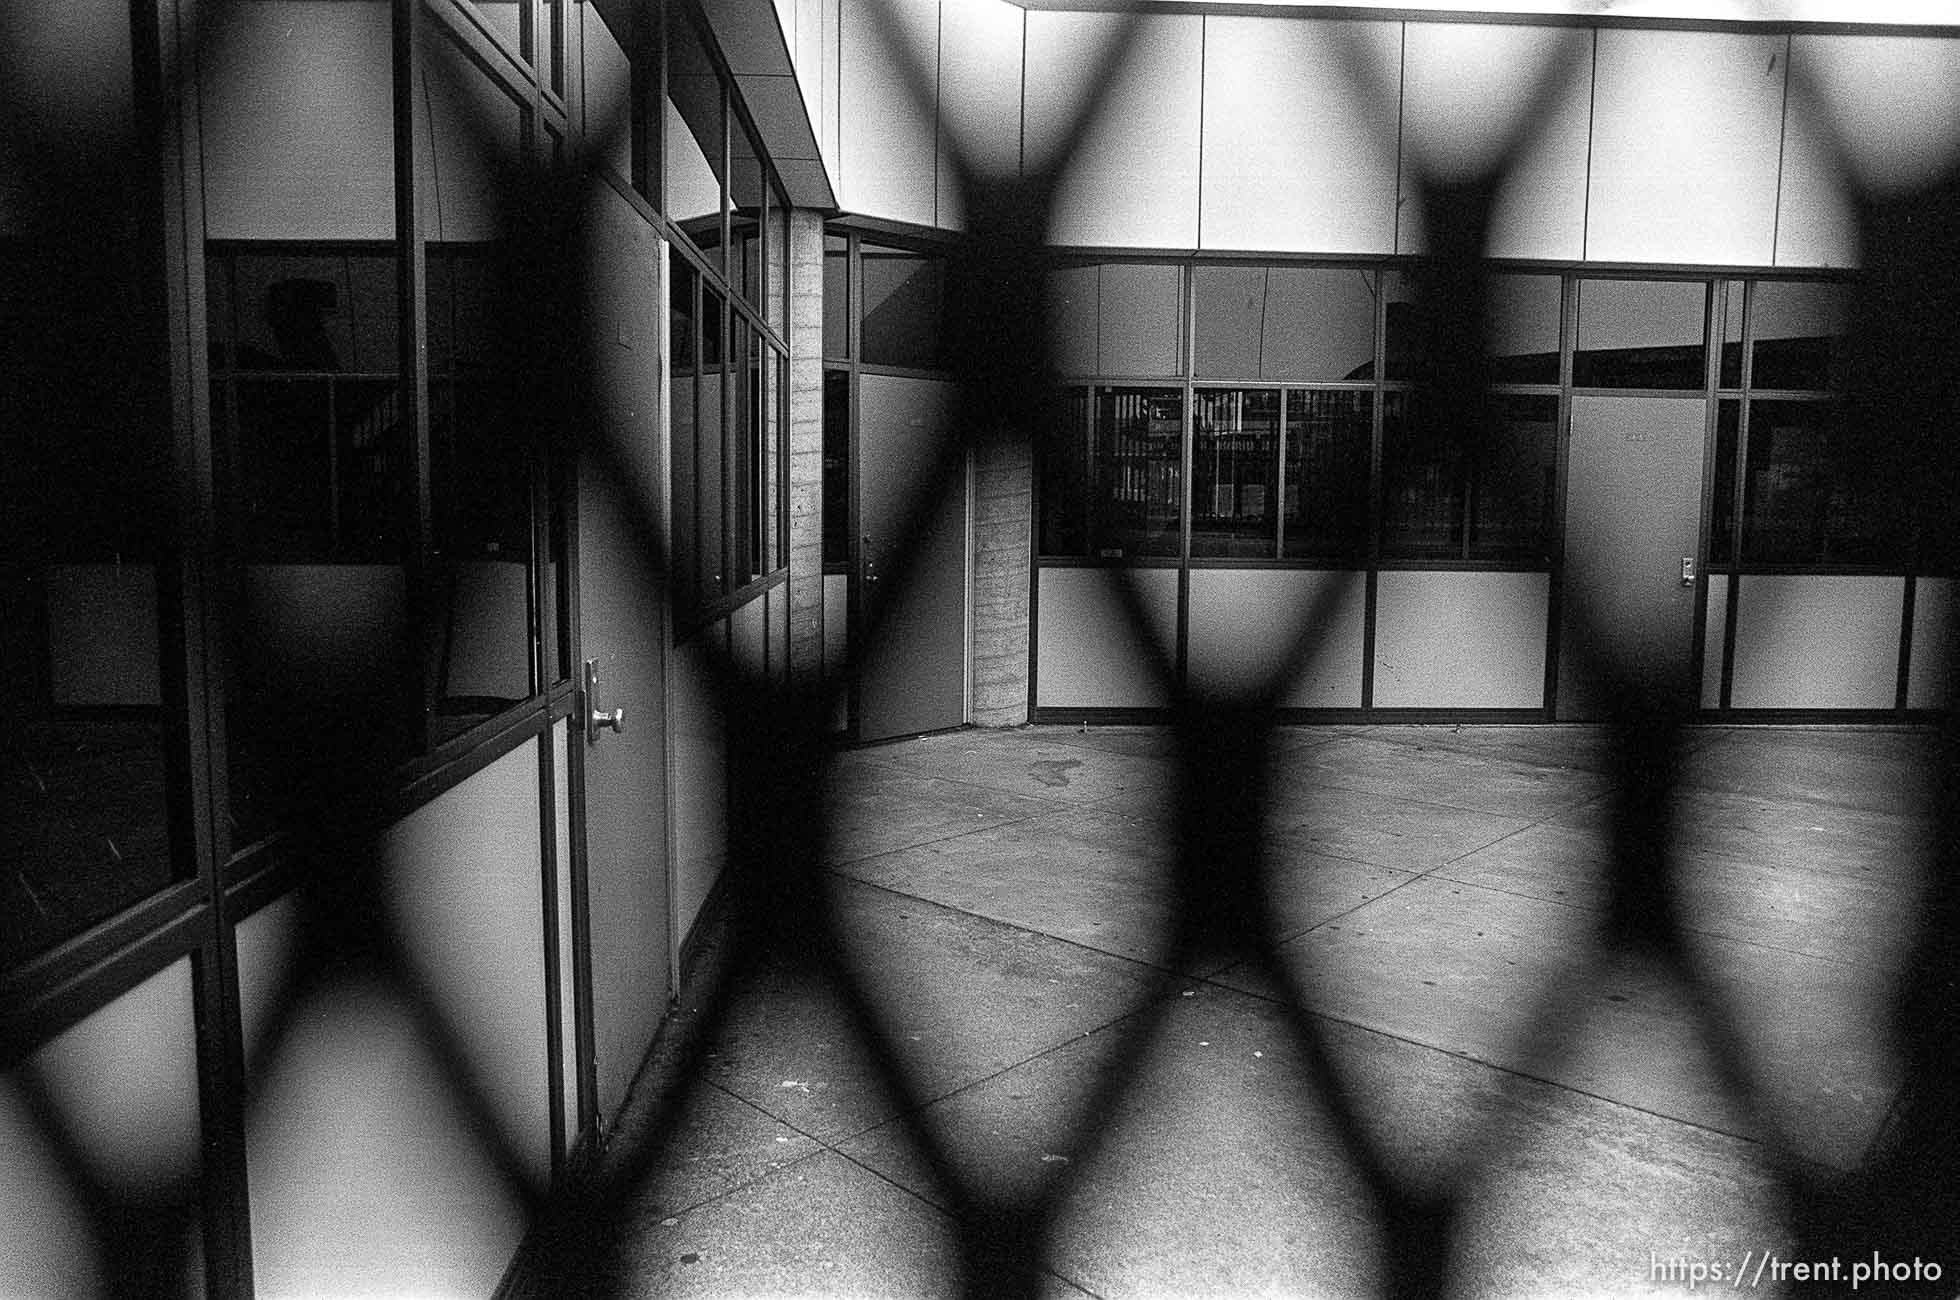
[1680,556,1696,587]
[584,658,625,742]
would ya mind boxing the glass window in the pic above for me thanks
[1191,389,1280,558]
[1469,395,1558,562]
[861,243,945,370]
[580,0,634,185]
[1283,390,1371,561]
[1380,391,1461,560]
[426,244,536,741]
[697,290,727,607]
[1738,400,1900,566]
[1712,400,1741,561]
[729,325,758,587]
[2,5,188,962]
[665,10,724,263]
[1486,274,1562,386]
[1381,392,1556,563]
[731,122,766,314]
[1092,388,1184,558]
[823,234,849,360]
[1574,279,1706,389]
[1720,285,1745,389]
[1749,281,1851,393]
[1039,387,1182,560]
[670,250,701,618]
[823,370,851,566]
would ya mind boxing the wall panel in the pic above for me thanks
[1908,578,1952,709]
[1,958,202,1293]
[1702,574,1729,709]
[381,739,551,1190]
[1399,23,1592,261]
[1778,35,1960,268]
[1586,29,1785,265]
[244,978,525,1296]
[1201,18,1398,255]
[938,0,1024,230]
[837,0,937,224]
[1035,567,1177,709]
[1730,575,1903,710]
[1187,569,1365,707]
[1373,571,1549,709]
[1027,12,1202,248]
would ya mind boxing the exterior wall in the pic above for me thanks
[829,10,1960,270]
[826,11,1960,718]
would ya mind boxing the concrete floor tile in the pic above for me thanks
[1273,783,1532,872]
[831,805,1182,969]
[860,728,1178,805]
[1261,838,1422,941]
[1679,727,1942,815]
[619,1150,959,1298]
[844,985,1386,1299]
[1027,723,1187,759]
[1360,723,1625,775]
[619,1083,824,1222]
[1240,876,1892,1167]
[700,881,1161,1143]
[821,759,1063,865]
[1283,736,1611,821]
[1671,788,1933,887]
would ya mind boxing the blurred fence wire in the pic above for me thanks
[3,0,1960,1295]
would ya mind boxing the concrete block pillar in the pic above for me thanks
[786,208,826,688]
[970,434,1033,727]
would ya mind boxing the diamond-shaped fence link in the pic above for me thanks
[3,1,1959,1296]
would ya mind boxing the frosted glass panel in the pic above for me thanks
[1399,23,1591,260]
[1586,29,1785,265]
[1028,12,1202,248]
[1200,18,1398,254]
[838,0,936,224]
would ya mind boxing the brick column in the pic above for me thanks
[969,434,1033,727]
[785,208,826,688]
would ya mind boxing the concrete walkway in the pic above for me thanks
[612,724,1936,1297]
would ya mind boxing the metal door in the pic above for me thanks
[573,195,673,1120]
[855,373,967,741]
[1557,395,1708,720]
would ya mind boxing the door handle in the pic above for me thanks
[584,658,625,742]
[1680,557,1696,587]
